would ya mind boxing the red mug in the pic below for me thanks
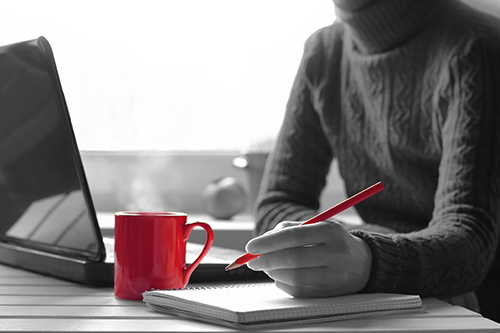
[114,212,214,300]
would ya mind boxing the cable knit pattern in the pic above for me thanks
[255,0,500,298]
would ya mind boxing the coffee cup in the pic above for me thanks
[114,212,214,300]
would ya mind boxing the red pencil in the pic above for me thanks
[225,181,384,271]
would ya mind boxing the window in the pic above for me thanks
[1,1,335,151]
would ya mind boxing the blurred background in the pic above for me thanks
[0,0,335,151]
[0,0,343,215]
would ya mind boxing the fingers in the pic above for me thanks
[246,221,344,255]
[268,265,367,298]
[270,268,354,298]
[244,220,373,298]
[265,267,338,288]
[274,221,301,230]
[275,281,328,298]
[247,243,332,270]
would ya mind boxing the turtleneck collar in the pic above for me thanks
[333,0,374,12]
[334,0,447,54]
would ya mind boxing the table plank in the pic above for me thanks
[0,276,78,286]
[1,317,499,332]
[0,295,138,306]
[0,285,112,296]
[0,302,481,319]
[0,305,164,318]
[0,318,231,333]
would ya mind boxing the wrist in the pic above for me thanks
[353,235,373,292]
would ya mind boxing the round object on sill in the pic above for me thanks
[203,177,247,220]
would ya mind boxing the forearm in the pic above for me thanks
[352,41,500,297]
[352,210,498,298]
[254,137,333,235]
[255,54,335,235]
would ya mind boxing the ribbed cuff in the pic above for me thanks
[349,229,403,293]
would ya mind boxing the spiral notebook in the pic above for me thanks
[142,283,424,330]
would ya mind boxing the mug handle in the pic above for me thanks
[182,221,214,286]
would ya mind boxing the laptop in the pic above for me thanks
[0,37,267,286]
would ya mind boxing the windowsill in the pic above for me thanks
[96,210,361,251]
[83,150,349,250]
[81,150,347,216]
[97,212,255,251]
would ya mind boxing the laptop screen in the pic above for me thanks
[0,37,104,261]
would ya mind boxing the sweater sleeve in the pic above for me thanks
[351,36,500,298]
[254,25,343,235]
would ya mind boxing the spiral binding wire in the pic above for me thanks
[149,282,274,292]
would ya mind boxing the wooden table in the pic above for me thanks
[1,263,499,332]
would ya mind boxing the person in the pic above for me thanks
[245,0,500,323]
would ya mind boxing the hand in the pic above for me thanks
[245,221,372,298]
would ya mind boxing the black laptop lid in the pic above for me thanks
[0,37,105,262]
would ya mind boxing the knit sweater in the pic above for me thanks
[255,0,500,298]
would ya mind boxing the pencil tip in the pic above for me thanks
[225,262,241,271]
